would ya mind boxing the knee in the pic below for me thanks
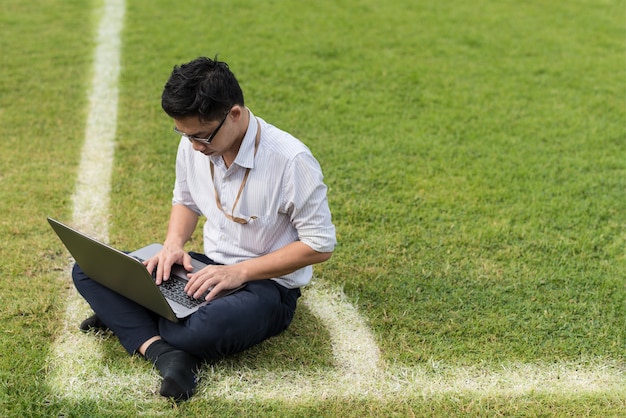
[165,322,231,360]
[161,318,260,361]
[71,263,89,286]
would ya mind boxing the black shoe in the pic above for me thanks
[144,340,200,401]
[79,314,110,332]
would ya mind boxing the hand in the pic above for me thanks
[143,243,194,285]
[184,264,247,302]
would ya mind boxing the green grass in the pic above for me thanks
[0,0,94,415]
[1,0,625,416]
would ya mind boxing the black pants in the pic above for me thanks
[72,252,301,359]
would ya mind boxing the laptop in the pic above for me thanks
[48,217,243,322]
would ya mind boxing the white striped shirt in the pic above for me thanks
[172,109,336,288]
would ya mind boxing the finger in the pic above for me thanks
[155,259,165,285]
[162,262,172,282]
[143,258,155,274]
[182,253,194,272]
[184,272,201,293]
[162,253,181,282]
[204,283,223,302]
[186,272,215,299]
[143,259,160,284]
[185,265,213,292]
[193,279,216,300]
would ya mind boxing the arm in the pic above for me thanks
[184,241,332,301]
[183,145,335,300]
[144,204,199,284]
[235,241,332,280]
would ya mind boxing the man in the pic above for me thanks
[73,56,336,400]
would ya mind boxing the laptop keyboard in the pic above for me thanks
[154,272,207,309]
[134,255,209,309]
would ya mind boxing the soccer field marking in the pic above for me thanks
[301,282,382,382]
[47,0,625,403]
[71,0,124,238]
[48,0,125,397]
[50,283,625,401]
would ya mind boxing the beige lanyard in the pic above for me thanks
[209,119,260,224]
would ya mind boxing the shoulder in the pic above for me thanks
[257,118,315,161]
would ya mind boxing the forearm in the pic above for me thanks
[236,241,332,282]
[164,204,199,248]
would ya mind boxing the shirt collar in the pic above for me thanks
[224,108,257,170]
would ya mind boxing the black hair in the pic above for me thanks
[161,56,245,122]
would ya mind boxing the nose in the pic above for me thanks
[191,140,208,152]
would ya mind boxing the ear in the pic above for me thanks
[229,105,244,121]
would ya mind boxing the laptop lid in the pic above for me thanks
[47,217,209,322]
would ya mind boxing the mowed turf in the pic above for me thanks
[1,0,625,416]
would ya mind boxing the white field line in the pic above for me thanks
[50,281,626,401]
[47,0,625,403]
[48,0,125,397]
[72,0,124,238]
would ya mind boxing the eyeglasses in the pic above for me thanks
[173,110,230,145]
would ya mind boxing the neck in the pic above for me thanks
[222,109,250,168]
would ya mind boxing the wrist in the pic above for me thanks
[163,237,186,251]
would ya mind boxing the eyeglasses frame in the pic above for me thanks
[173,109,230,145]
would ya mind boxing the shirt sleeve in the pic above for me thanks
[281,152,337,253]
[172,139,202,215]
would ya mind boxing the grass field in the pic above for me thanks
[1,0,624,416]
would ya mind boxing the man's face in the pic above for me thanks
[174,112,231,156]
